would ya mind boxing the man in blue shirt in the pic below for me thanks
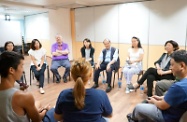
[92,39,120,93]
[127,50,187,122]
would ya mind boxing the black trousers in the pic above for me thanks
[93,62,115,87]
[137,67,175,97]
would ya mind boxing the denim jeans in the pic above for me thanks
[30,63,46,88]
[50,59,70,80]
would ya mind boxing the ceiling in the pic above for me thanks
[0,0,155,15]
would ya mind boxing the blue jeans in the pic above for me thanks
[30,63,46,88]
[43,108,57,122]
[132,103,165,122]
[50,59,70,80]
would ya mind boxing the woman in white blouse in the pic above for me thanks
[123,37,144,94]
[28,39,46,94]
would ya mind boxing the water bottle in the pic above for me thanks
[118,78,122,89]
[102,74,106,84]
[140,85,144,95]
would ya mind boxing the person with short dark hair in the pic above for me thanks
[127,50,187,122]
[54,58,112,122]
[129,40,179,97]
[0,51,52,121]
[28,39,47,94]
[80,38,95,66]
[50,34,71,83]
[92,39,120,93]
[4,41,29,90]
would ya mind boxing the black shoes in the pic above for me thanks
[127,113,137,122]
[56,76,68,83]
[106,86,112,93]
[56,77,61,83]
[63,77,68,83]
[92,84,99,89]
[92,84,112,93]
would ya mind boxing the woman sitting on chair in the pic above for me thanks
[123,37,144,94]
[4,41,29,90]
[129,40,179,97]
[54,58,112,122]
[80,38,95,66]
[28,39,46,94]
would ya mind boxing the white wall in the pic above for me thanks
[24,9,72,59]
[75,0,187,46]
[25,13,50,41]
[48,8,72,59]
[0,14,24,47]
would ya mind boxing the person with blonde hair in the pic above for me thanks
[54,58,112,122]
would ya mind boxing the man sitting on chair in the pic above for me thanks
[50,34,71,83]
[92,39,119,93]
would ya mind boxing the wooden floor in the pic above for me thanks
[17,56,147,122]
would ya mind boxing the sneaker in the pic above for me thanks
[128,84,135,92]
[40,88,45,94]
[125,87,130,93]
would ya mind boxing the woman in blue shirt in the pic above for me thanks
[54,58,112,122]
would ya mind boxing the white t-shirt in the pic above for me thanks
[126,48,144,68]
[28,48,46,65]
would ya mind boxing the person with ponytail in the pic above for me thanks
[54,58,113,122]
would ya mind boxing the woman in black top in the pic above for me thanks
[80,38,95,66]
[129,40,179,97]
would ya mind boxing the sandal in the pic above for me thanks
[128,83,140,92]
[20,83,29,91]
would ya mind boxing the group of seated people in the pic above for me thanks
[0,51,112,122]
[1,34,187,122]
